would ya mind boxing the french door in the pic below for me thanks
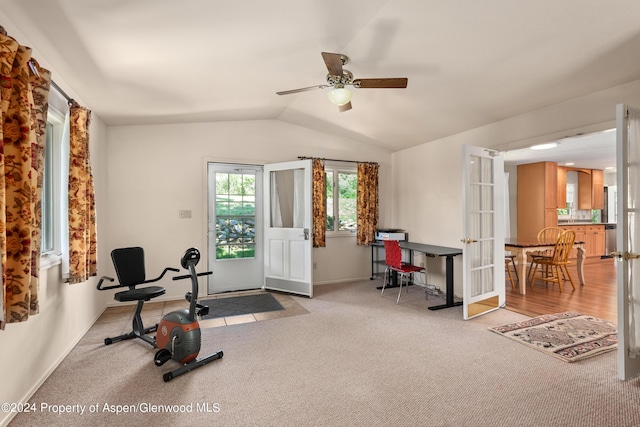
[461,145,505,320]
[615,104,640,380]
[263,160,313,297]
[207,163,263,294]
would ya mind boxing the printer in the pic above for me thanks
[375,229,407,241]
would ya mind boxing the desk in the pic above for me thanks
[505,239,586,295]
[371,241,463,310]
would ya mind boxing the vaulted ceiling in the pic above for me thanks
[2,0,640,156]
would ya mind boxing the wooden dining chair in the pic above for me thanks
[381,240,425,304]
[527,226,565,282]
[529,230,576,292]
[505,252,517,288]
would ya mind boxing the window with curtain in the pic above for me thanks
[325,164,358,234]
[40,105,68,269]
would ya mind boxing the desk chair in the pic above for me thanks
[529,230,576,292]
[381,240,425,304]
[96,247,179,346]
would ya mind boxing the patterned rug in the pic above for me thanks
[489,312,617,362]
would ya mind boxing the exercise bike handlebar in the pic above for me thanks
[172,271,212,281]
[96,266,180,291]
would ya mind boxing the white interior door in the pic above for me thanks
[462,145,505,320]
[207,163,263,294]
[263,160,313,297]
[615,104,640,380]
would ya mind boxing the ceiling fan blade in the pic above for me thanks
[322,52,344,76]
[354,78,408,89]
[276,85,327,95]
[339,102,352,113]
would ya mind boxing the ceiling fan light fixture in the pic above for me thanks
[327,87,352,106]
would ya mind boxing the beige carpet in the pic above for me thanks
[8,281,640,427]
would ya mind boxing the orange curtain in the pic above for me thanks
[0,30,51,328]
[356,162,378,246]
[312,158,326,247]
[67,105,97,284]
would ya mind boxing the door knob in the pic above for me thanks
[609,251,640,260]
[300,228,310,240]
[460,238,478,244]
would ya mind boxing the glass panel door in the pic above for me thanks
[462,145,505,319]
[207,163,263,294]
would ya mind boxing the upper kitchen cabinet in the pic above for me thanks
[591,169,604,209]
[557,166,567,208]
[563,168,604,210]
[517,161,558,240]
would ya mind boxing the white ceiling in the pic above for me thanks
[2,0,640,154]
[503,128,617,171]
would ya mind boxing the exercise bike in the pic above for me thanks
[154,247,223,382]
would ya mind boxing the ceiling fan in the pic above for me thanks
[276,52,408,112]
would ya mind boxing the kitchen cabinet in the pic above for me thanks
[517,161,558,240]
[577,170,592,209]
[586,225,605,257]
[559,167,604,210]
[559,224,605,258]
[591,169,604,209]
[557,166,567,208]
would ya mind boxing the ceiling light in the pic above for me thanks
[327,86,352,106]
[565,162,575,166]
[530,142,558,150]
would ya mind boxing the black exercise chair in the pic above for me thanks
[97,247,179,346]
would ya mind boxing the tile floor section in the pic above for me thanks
[95,290,309,337]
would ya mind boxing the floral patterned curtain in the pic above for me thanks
[0,30,51,328]
[67,105,97,284]
[312,158,325,247]
[356,162,378,246]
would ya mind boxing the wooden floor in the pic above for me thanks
[505,257,618,322]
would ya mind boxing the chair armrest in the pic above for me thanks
[143,267,181,284]
[96,276,117,290]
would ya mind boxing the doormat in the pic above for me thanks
[488,312,617,362]
[199,293,284,319]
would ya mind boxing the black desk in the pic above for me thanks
[371,241,463,310]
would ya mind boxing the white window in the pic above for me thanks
[325,162,357,234]
[40,106,67,268]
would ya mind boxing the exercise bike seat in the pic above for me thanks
[96,247,179,346]
[114,286,165,302]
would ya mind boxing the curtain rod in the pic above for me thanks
[298,156,378,165]
[50,79,77,106]
[1,24,76,107]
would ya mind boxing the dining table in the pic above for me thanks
[504,238,586,295]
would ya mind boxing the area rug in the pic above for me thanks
[199,293,284,319]
[488,311,617,362]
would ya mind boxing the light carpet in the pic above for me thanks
[489,311,618,362]
[8,282,640,427]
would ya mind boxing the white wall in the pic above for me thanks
[392,78,640,299]
[105,120,392,300]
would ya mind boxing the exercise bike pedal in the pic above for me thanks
[195,303,209,317]
[154,348,172,366]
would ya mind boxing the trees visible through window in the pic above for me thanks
[215,172,256,259]
[325,168,357,233]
